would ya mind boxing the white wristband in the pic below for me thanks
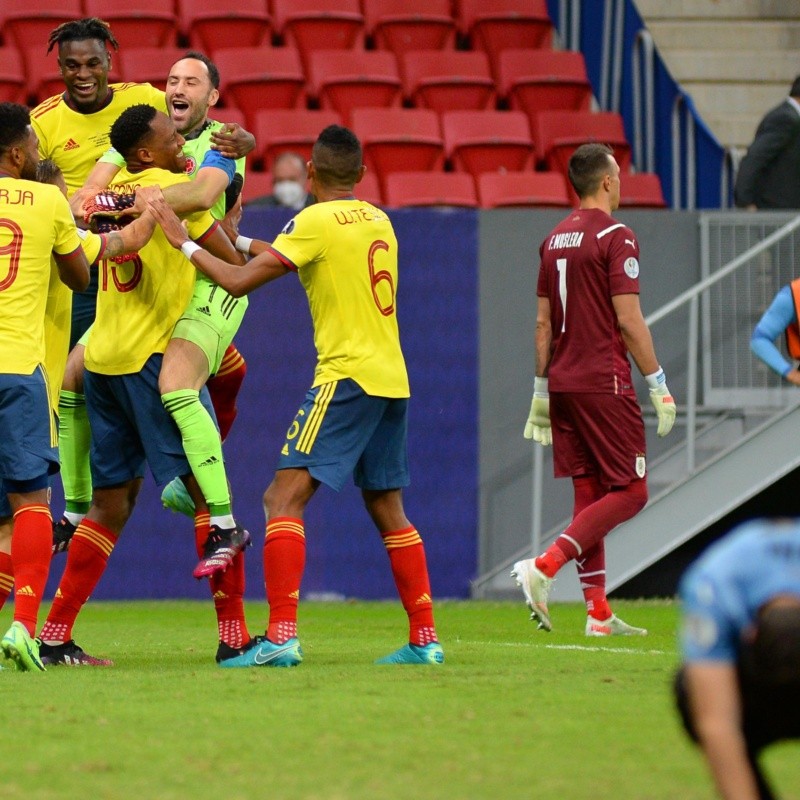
[180,241,201,260]
[644,367,666,390]
[235,235,253,254]
[533,376,548,394]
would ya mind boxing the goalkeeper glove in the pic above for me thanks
[645,367,676,437]
[82,191,136,224]
[524,377,551,445]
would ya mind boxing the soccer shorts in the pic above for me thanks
[0,369,59,487]
[171,276,249,376]
[551,391,646,487]
[278,378,410,492]
[69,268,98,350]
[84,353,217,488]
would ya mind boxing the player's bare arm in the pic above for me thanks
[101,211,157,260]
[209,123,255,159]
[612,293,659,376]
[159,166,230,215]
[685,664,762,800]
[148,195,288,296]
[54,248,91,292]
[535,296,552,376]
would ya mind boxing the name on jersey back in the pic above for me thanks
[548,232,585,249]
[0,188,34,206]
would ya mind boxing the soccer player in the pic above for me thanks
[511,142,677,635]
[0,104,90,672]
[675,519,800,800]
[30,19,252,550]
[147,125,445,667]
[36,105,249,667]
[750,277,800,386]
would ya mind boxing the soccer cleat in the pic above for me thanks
[585,614,648,637]
[375,642,444,665]
[1,621,46,672]
[161,477,196,518]
[52,516,78,554]
[193,523,251,579]
[511,558,554,632]
[217,636,303,668]
[38,639,114,666]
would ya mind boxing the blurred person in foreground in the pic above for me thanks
[675,518,800,800]
[512,142,676,635]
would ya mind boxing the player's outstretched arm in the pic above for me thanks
[209,122,256,159]
[55,248,90,292]
[147,194,287,296]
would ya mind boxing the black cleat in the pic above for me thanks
[39,639,114,666]
[193,523,251,579]
[52,517,78,554]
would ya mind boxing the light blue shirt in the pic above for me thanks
[751,284,797,377]
[679,519,800,663]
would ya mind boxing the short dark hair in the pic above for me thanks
[568,142,615,198]
[0,102,31,152]
[47,17,119,55]
[179,51,220,89]
[311,125,362,187]
[110,104,158,159]
[36,158,63,186]
[791,76,800,98]
[740,602,800,686]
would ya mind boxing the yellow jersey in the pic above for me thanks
[0,178,83,375]
[269,199,409,398]
[84,166,216,375]
[31,83,167,195]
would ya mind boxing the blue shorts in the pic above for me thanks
[278,378,410,492]
[70,268,98,350]
[84,353,217,488]
[0,369,59,489]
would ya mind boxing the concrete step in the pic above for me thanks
[701,112,763,149]
[681,81,788,117]
[647,20,800,50]
[635,0,797,19]
[661,49,800,83]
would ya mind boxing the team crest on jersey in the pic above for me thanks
[282,218,296,235]
[184,156,196,175]
[635,454,646,478]
[624,257,639,279]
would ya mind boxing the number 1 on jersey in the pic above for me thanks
[556,257,567,332]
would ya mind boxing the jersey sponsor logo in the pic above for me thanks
[196,305,211,316]
[63,138,80,151]
[624,257,639,279]
[281,218,295,235]
[624,238,636,249]
[548,231,584,249]
[635,454,646,477]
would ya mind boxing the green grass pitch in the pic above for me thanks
[1,599,798,800]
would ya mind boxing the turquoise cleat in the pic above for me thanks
[161,477,196,518]
[218,636,303,668]
[1,621,46,672]
[375,642,444,665]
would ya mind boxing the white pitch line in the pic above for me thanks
[458,640,668,655]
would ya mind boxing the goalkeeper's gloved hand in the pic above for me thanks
[523,376,552,445]
[82,191,136,224]
[645,367,676,437]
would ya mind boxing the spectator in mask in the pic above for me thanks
[250,151,314,209]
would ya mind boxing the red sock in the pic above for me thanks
[381,526,437,646]
[209,552,250,648]
[40,519,117,643]
[194,511,211,558]
[207,344,246,442]
[535,547,568,578]
[577,543,611,620]
[0,550,12,612]
[10,504,52,635]
[264,517,306,643]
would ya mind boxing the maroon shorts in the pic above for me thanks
[550,392,646,487]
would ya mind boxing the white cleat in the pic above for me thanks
[511,559,554,632]
[585,614,648,637]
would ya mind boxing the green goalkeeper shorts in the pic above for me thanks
[171,275,249,376]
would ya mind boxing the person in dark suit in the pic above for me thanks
[735,76,800,209]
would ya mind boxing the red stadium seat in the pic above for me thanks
[384,171,478,208]
[84,0,179,49]
[477,170,572,208]
[533,110,631,174]
[354,169,383,206]
[618,172,667,208]
[272,0,364,71]
[400,49,495,113]
[215,46,306,133]
[119,47,189,92]
[364,0,456,57]
[0,1,83,51]
[0,47,27,104]
[254,108,343,168]
[498,48,592,123]
[457,0,552,79]
[307,50,402,126]
[441,110,534,179]
[178,0,271,53]
[351,107,444,195]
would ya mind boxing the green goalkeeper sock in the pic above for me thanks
[57,389,93,510]
[161,389,232,515]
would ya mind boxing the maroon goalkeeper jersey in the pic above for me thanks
[537,207,641,394]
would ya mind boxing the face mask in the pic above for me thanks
[273,180,306,209]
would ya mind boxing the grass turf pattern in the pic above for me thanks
[1,600,798,800]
